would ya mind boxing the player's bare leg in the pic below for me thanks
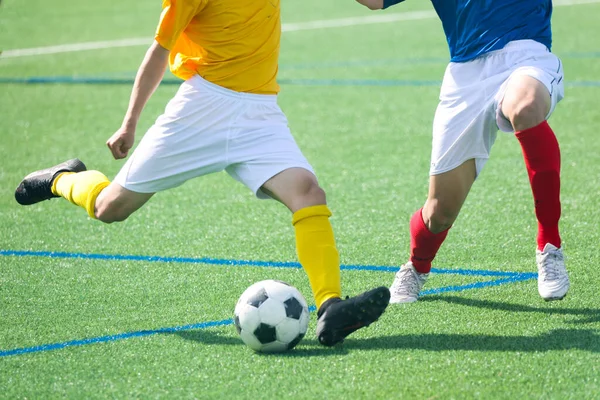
[502,75,551,132]
[502,75,569,300]
[390,160,476,303]
[423,159,476,234]
[94,182,154,223]
[261,168,390,346]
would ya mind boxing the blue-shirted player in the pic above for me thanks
[356,0,569,302]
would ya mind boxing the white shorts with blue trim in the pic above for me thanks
[430,40,564,176]
[114,75,314,198]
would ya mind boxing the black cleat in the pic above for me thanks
[15,159,87,205]
[316,286,390,347]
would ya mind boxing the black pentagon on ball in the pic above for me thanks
[284,297,303,319]
[247,288,269,308]
[287,332,305,350]
[234,315,242,334]
[254,323,277,344]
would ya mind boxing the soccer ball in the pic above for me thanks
[234,280,310,353]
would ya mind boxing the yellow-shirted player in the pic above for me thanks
[14,0,389,346]
[156,0,281,94]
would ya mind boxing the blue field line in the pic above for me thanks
[0,249,533,278]
[0,76,443,86]
[280,78,443,86]
[0,249,302,269]
[1,76,599,88]
[0,274,535,358]
[432,267,535,278]
[421,274,535,296]
[0,319,231,357]
[280,52,600,68]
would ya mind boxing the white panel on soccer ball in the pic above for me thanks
[259,341,288,353]
[298,310,309,335]
[234,301,245,317]
[263,280,295,302]
[257,298,286,326]
[239,329,263,351]
[237,304,261,332]
[276,318,301,343]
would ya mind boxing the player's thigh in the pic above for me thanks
[95,182,154,222]
[496,48,564,132]
[501,75,551,130]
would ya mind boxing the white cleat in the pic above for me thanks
[389,262,429,304]
[537,243,569,301]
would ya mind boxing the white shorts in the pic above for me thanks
[114,75,314,198]
[430,40,565,176]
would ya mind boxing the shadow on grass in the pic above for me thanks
[421,295,600,324]
[347,328,600,352]
[175,330,349,357]
[174,296,600,355]
[176,327,600,354]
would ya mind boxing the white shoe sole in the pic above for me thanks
[389,297,418,304]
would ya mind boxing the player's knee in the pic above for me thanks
[424,200,458,233]
[503,82,550,131]
[510,99,547,131]
[287,179,327,212]
[299,180,326,205]
[428,213,454,233]
[263,168,327,211]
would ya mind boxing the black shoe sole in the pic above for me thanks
[15,159,87,205]
[316,286,390,347]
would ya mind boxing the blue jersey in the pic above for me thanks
[383,0,553,62]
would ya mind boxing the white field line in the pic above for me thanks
[282,9,435,32]
[0,10,436,59]
[1,0,598,59]
[1,38,150,58]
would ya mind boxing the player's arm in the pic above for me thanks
[106,41,169,159]
[122,41,169,129]
[355,0,405,10]
[107,0,206,160]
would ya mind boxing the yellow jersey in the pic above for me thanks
[155,0,280,94]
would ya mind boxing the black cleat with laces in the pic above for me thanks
[15,159,87,205]
[316,286,390,347]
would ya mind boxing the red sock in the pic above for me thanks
[409,208,450,273]
[515,121,562,250]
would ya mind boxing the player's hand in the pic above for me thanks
[106,126,136,160]
[355,0,384,10]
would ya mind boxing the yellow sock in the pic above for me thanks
[52,171,110,218]
[292,205,341,310]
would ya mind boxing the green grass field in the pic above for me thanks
[1,0,599,398]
